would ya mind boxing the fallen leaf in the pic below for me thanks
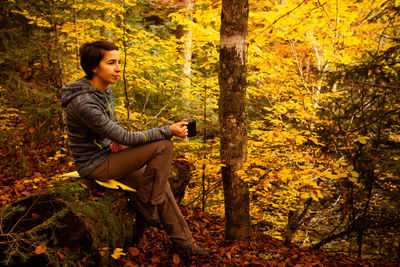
[128,247,140,257]
[57,251,64,259]
[80,182,87,189]
[173,254,180,264]
[111,248,126,260]
[151,257,161,264]
[123,260,137,267]
[35,244,47,255]
[99,247,110,256]
[31,213,40,219]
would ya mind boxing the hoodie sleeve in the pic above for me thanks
[68,97,172,146]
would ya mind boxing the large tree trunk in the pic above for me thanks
[218,0,251,240]
[0,159,193,266]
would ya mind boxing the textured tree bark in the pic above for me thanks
[218,0,251,240]
[175,0,194,112]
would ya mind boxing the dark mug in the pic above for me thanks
[183,118,196,137]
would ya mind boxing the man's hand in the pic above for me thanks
[110,142,128,152]
[170,122,188,139]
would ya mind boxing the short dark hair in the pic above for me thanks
[79,40,119,80]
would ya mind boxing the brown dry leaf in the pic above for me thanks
[123,260,138,267]
[99,247,110,256]
[31,213,40,219]
[226,251,232,260]
[35,244,47,255]
[128,247,140,257]
[151,257,161,264]
[172,254,180,264]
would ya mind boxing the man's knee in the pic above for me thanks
[157,139,174,154]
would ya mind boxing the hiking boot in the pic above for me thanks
[171,243,210,257]
[132,194,161,227]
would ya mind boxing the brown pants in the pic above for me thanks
[88,140,193,246]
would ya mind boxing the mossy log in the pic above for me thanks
[0,159,193,267]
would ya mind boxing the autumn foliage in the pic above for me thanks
[1,0,400,264]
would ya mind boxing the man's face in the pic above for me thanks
[92,50,121,87]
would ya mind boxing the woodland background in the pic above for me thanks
[0,0,399,263]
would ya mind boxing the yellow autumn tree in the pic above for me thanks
[242,0,395,245]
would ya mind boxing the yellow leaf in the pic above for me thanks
[311,191,319,201]
[236,170,246,176]
[347,165,354,171]
[111,248,126,260]
[356,136,369,144]
[350,171,359,178]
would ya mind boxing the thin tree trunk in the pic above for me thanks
[103,12,113,40]
[284,198,312,246]
[51,0,63,88]
[175,0,194,114]
[181,0,193,92]
[122,0,130,119]
[73,0,79,69]
[219,0,251,240]
[202,75,207,211]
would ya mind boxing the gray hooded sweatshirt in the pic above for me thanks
[61,77,172,177]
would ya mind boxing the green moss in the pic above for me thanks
[0,180,138,266]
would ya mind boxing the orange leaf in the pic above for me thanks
[35,244,47,255]
[151,257,161,264]
[57,251,64,259]
[173,254,180,264]
[124,261,136,267]
[80,182,87,189]
[99,247,110,256]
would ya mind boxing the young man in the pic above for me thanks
[61,40,209,257]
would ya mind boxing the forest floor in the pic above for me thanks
[0,143,399,266]
[117,206,400,267]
